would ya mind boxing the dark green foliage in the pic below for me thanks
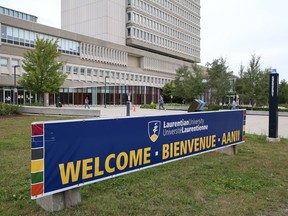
[279,80,288,104]
[162,82,183,104]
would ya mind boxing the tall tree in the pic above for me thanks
[279,80,288,104]
[235,54,270,106]
[19,38,67,103]
[173,65,206,103]
[243,54,261,106]
[255,68,270,106]
[235,64,247,104]
[206,57,231,104]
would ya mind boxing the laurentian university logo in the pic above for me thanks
[148,121,161,142]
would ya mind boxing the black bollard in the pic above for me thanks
[268,69,279,141]
[126,101,130,116]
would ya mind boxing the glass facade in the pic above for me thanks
[1,24,80,56]
[55,86,159,106]
[0,6,38,23]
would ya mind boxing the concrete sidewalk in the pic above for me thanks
[245,115,288,138]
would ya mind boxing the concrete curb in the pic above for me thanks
[22,106,101,117]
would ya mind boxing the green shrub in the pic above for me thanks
[0,103,23,115]
[24,102,44,106]
[140,104,157,109]
[206,104,288,112]
[207,104,222,111]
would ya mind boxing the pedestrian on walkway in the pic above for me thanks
[232,97,237,109]
[84,96,90,109]
[159,94,165,110]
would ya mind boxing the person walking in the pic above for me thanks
[232,97,237,109]
[159,94,165,110]
[84,96,90,109]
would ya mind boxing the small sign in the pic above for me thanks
[271,68,277,73]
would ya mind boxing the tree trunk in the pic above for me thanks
[44,93,49,107]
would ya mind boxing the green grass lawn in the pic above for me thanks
[0,115,288,216]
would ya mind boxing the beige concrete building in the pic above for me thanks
[0,0,201,105]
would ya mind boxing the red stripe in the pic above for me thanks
[32,124,44,136]
[31,183,44,197]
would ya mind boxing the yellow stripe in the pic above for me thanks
[243,125,246,132]
[31,160,44,173]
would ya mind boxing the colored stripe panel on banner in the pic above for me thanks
[31,160,44,173]
[32,136,44,148]
[242,111,246,139]
[31,172,44,184]
[31,183,44,197]
[32,124,44,136]
[31,148,43,160]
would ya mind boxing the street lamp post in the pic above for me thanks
[104,76,109,108]
[13,65,20,104]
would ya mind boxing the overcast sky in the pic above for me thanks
[1,0,287,81]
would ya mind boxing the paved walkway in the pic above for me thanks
[79,106,288,139]
[245,115,288,138]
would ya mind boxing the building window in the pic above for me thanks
[11,59,20,67]
[73,67,78,75]
[80,68,85,76]
[66,66,72,74]
[93,69,98,77]
[87,69,92,76]
[0,57,8,67]
[99,70,104,77]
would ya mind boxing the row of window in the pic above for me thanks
[1,52,174,91]
[64,65,172,86]
[129,0,200,25]
[175,0,200,15]
[80,43,128,66]
[0,56,20,68]
[127,27,200,58]
[152,0,200,21]
[127,12,200,45]
[143,57,181,74]
[1,25,80,56]
[0,6,37,23]
[0,56,171,86]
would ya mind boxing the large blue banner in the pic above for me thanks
[31,110,246,199]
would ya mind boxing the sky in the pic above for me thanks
[1,0,287,81]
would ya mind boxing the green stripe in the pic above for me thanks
[31,172,43,184]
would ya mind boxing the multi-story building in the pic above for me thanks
[0,0,201,105]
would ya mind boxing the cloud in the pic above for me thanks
[201,0,288,80]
